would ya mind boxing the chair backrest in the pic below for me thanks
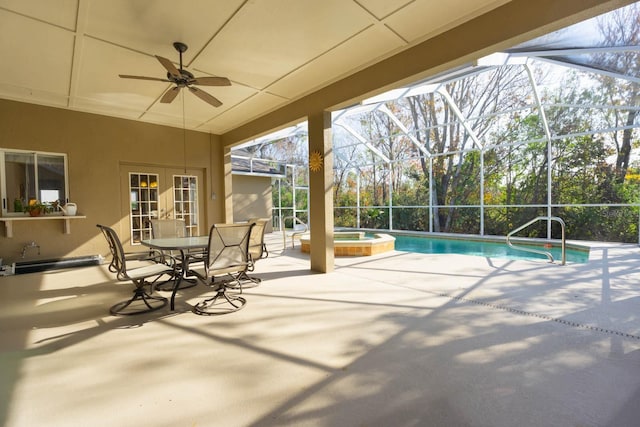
[150,219,188,259]
[150,219,188,238]
[206,223,254,277]
[247,218,269,260]
[96,224,127,280]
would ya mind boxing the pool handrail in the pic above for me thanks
[281,216,308,249]
[506,216,566,265]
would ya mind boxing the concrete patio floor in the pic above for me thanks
[1,233,640,427]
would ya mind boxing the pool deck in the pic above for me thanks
[1,233,640,426]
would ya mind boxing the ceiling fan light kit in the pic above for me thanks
[119,41,230,107]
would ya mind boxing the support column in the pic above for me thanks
[308,111,334,273]
[223,146,234,223]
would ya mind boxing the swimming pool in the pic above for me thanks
[371,232,590,263]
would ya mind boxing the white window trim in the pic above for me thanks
[0,148,69,216]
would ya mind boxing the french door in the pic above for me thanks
[119,164,204,250]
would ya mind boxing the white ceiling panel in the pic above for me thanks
[139,108,209,130]
[386,0,512,42]
[0,0,78,29]
[75,37,164,112]
[72,96,149,120]
[0,10,74,98]
[194,0,374,90]
[0,83,69,108]
[355,0,414,20]
[198,92,289,134]
[83,0,246,64]
[267,24,406,99]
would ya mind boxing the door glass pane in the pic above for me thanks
[129,172,159,244]
[173,175,198,236]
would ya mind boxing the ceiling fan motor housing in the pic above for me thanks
[168,69,195,84]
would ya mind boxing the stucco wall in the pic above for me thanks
[0,99,225,264]
[232,174,273,233]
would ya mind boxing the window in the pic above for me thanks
[0,149,68,215]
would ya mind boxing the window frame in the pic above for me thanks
[0,148,69,216]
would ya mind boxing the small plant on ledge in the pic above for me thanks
[23,200,52,217]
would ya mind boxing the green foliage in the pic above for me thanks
[23,200,53,215]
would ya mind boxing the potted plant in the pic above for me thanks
[24,200,52,217]
[14,198,23,213]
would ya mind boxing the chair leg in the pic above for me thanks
[110,284,167,316]
[193,281,247,316]
[237,271,261,287]
[156,258,201,291]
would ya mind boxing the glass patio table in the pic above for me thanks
[141,236,208,310]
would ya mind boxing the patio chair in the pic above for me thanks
[237,217,269,286]
[150,218,187,237]
[248,217,269,261]
[150,218,201,289]
[107,247,156,274]
[192,222,254,316]
[97,224,176,315]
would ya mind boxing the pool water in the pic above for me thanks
[334,235,374,241]
[389,234,589,263]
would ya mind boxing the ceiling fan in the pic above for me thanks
[119,41,230,107]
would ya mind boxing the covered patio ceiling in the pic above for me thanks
[0,0,514,135]
[0,0,631,140]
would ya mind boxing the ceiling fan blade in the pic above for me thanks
[191,76,231,86]
[160,86,181,103]
[155,55,181,79]
[119,74,171,82]
[188,86,222,107]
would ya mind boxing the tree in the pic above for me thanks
[404,65,532,232]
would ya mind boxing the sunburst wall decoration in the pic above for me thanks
[309,151,324,172]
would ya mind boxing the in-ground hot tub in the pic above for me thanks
[300,232,395,256]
